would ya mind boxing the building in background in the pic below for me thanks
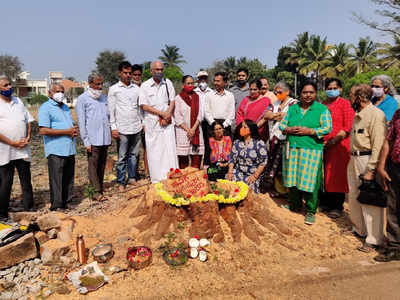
[14,71,87,107]
[15,71,48,98]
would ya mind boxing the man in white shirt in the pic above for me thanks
[0,76,34,221]
[194,70,213,166]
[139,61,178,182]
[204,72,235,141]
[108,61,142,191]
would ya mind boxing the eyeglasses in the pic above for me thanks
[371,85,382,88]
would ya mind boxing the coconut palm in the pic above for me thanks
[348,37,378,74]
[285,32,310,66]
[377,35,400,69]
[323,42,353,77]
[158,45,186,71]
[222,56,237,83]
[296,35,333,83]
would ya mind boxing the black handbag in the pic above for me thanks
[357,176,387,207]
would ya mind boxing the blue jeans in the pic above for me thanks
[116,132,142,185]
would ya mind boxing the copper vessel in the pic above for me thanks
[76,234,87,264]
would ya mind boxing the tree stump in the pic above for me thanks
[129,167,292,245]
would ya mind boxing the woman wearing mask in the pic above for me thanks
[226,120,268,193]
[174,75,204,169]
[207,121,232,181]
[236,79,271,140]
[347,84,386,253]
[279,81,332,225]
[371,74,398,122]
[260,81,298,196]
[320,78,355,219]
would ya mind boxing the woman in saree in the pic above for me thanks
[236,79,271,140]
[260,81,298,196]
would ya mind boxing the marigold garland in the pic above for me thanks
[154,179,249,207]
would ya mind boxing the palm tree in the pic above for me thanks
[348,37,377,74]
[296,35,332,83]
[285,32,310,67]
[158,45,186,71]
[223,56,237,84]
[377,35,400,70]
[323,42,353,77]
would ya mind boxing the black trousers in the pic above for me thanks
[0,163,14,218]
[48,155,75,209]
[0,159,33,218]
[320,192,345,212]
[202,119,232,166]
[386,160,400,249]
[87,146,108,193]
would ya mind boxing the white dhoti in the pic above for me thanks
[139,78,179,183]
[145,123,178,183]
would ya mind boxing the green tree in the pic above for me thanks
[378,34,400,69]
[223,56,237,83]
[207,56,268,86]
[285,32,310,67]
[95,50,126,86]
[276,71,295,88]
[29,94,48,105]
[354,0,400,37]
[0,54,23,81]
[342,69,400,97]
[348,37,378,74]
[276,46,298,73]
[324,42,353,77]
[296,35,332,84]
[158,45,186,71]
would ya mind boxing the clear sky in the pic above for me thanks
[1,0,390,80]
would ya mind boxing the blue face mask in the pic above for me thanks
[0,87,13,98]
[325,89,340,98]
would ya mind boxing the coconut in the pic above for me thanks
[199,250,207,262]
[199,238,210,247]
[189,238,200,248]
[190,248,198,258]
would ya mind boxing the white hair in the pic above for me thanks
[275,81,290,92]
[88,71,102,84]
[371,74,397,96]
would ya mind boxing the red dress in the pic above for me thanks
[323,97,355,193]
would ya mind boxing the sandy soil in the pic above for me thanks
[8,120,393,300]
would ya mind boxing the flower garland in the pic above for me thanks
[154,179,249,207]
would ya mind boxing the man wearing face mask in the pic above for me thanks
[108,61,142,191]
[348,84,386,253]
[370,75,399,122]
[0,76,35,221]
[38,84,78,211]
[139,60,178,182]
[230,68,250,116]
[76,72,111,201]
[320,78,355,219]
[194,71,212,167]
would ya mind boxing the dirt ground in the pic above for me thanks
[8,119,400,300]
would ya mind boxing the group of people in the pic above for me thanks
[1,61,400,262]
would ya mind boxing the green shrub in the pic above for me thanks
[29,94,48,105]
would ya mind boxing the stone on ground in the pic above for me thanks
[0,233,37,270]
[36,213,61,231]
[40,239,70,265]
[34,231,49,245]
